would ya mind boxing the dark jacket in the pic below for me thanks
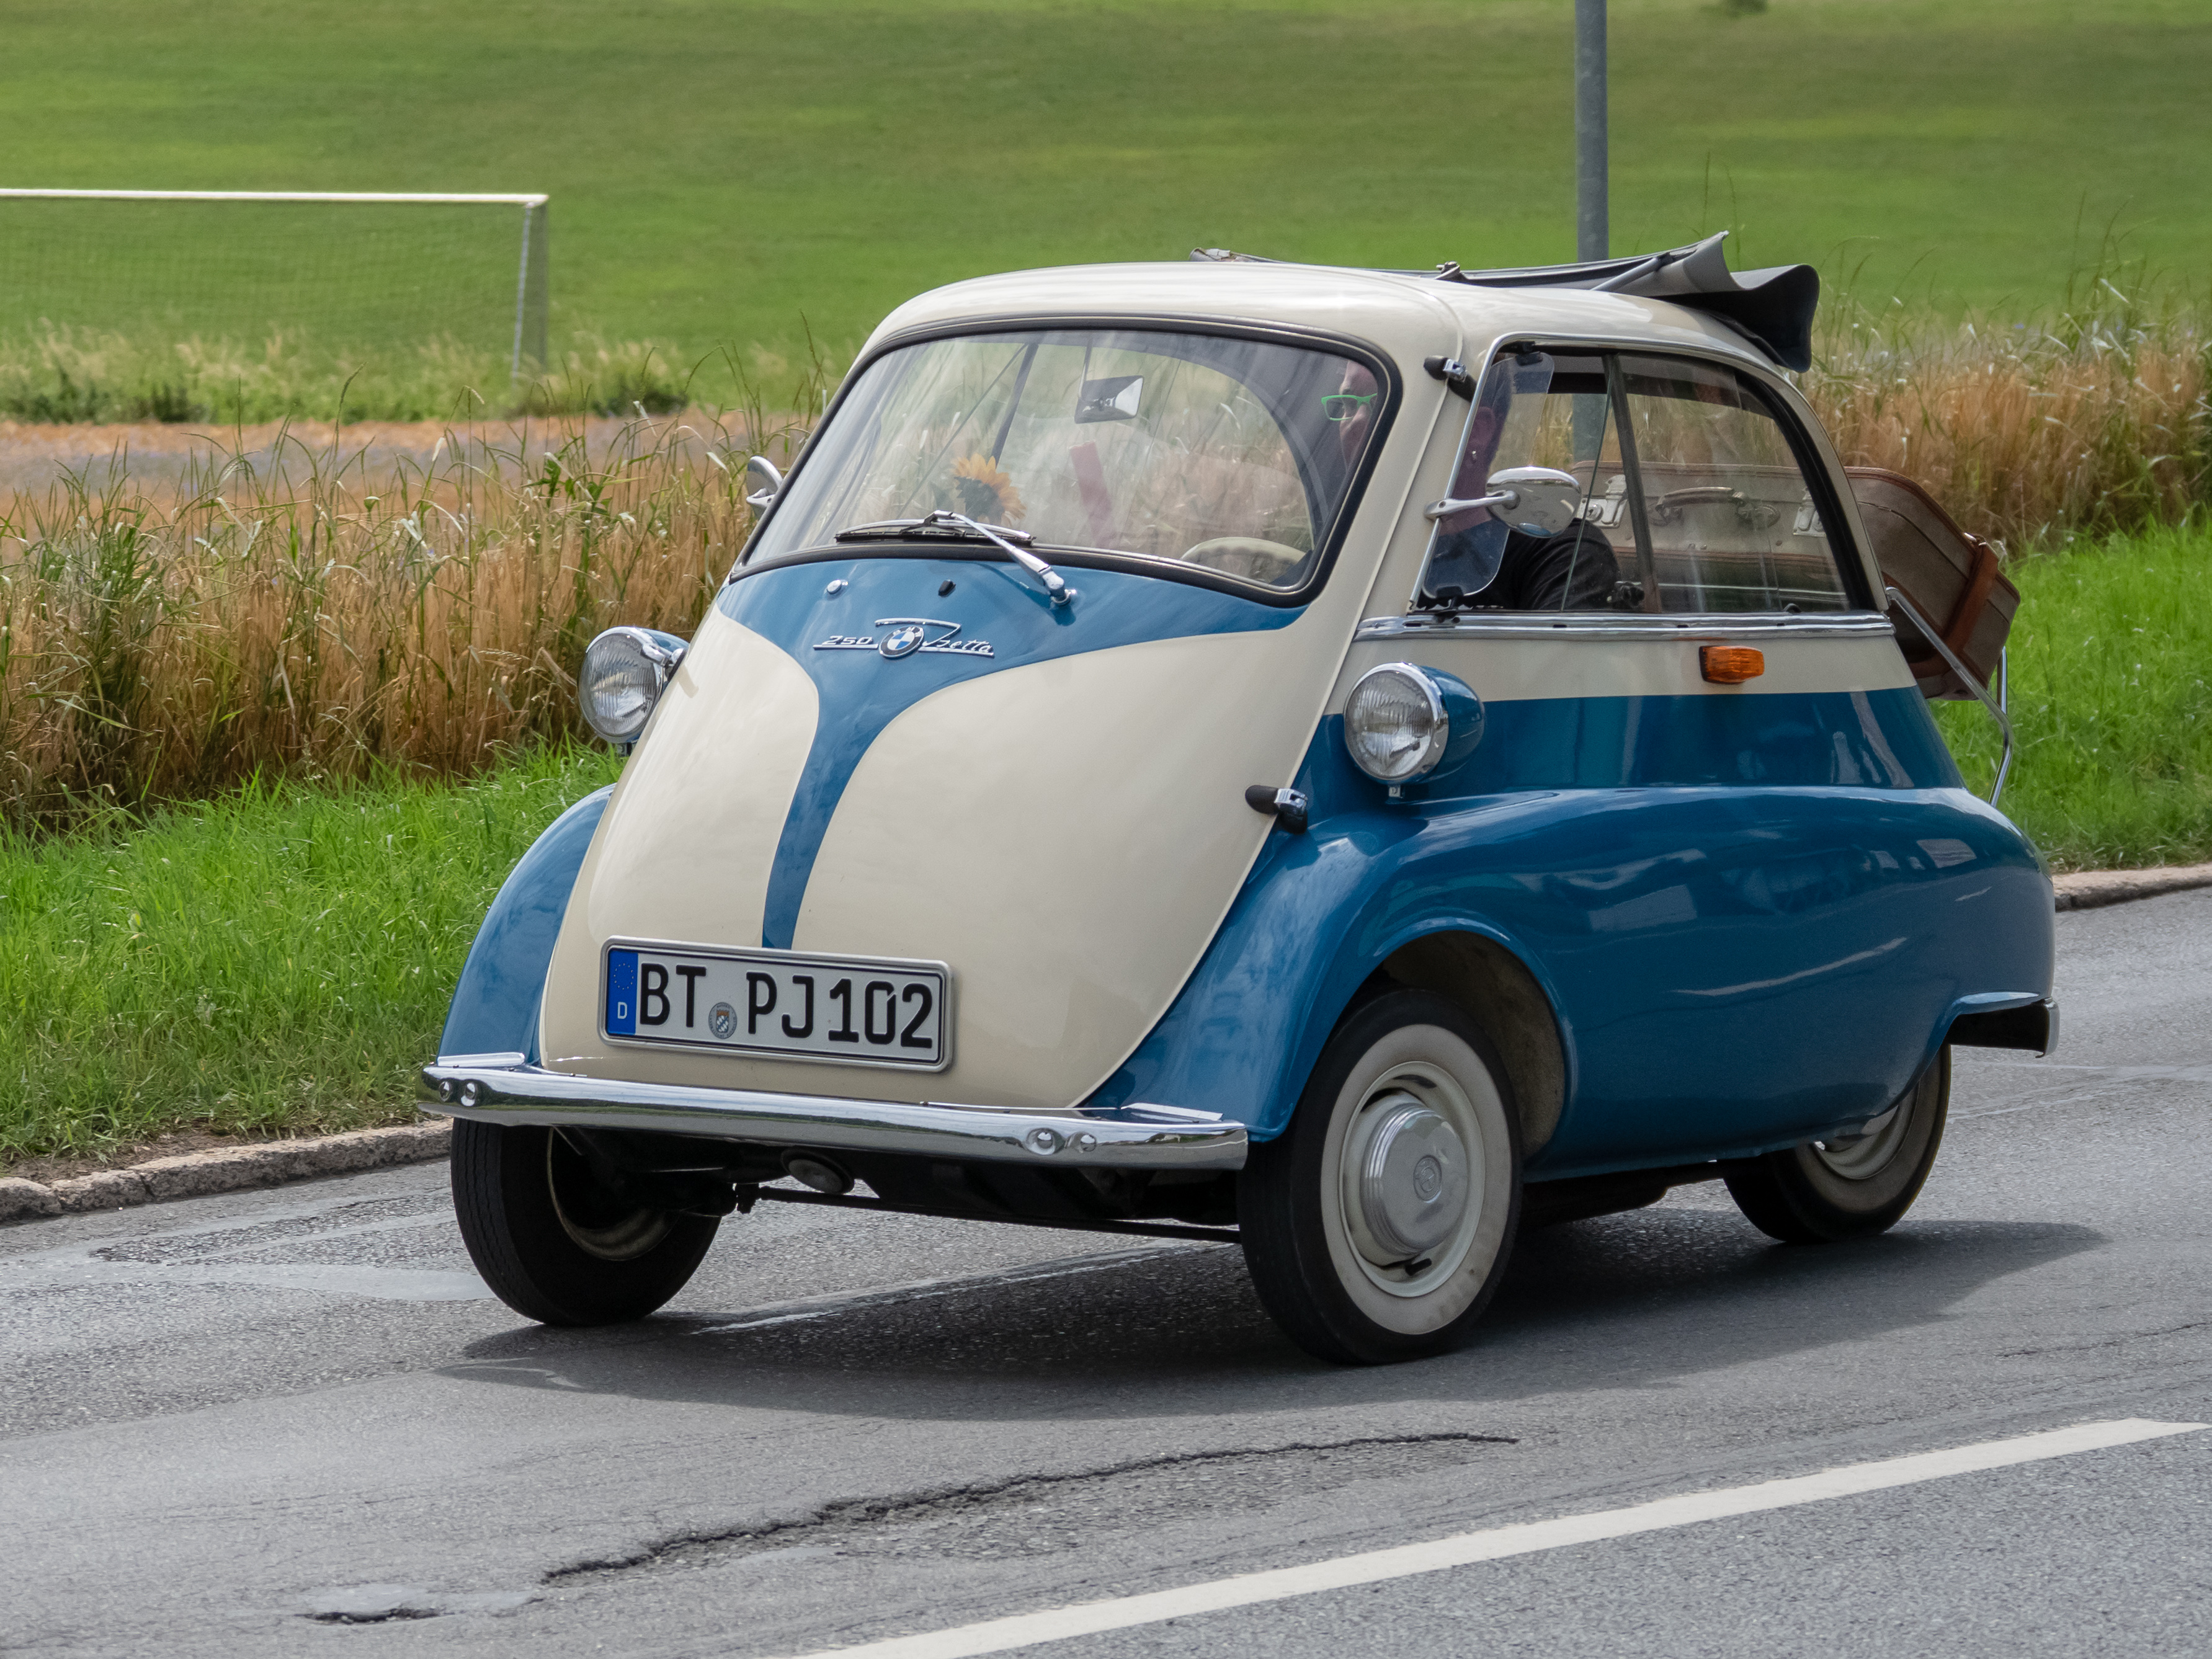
[1425,520,1622,612]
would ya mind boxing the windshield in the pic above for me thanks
[747,327,1384,592]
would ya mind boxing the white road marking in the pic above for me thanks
[776,1418,2204,1659]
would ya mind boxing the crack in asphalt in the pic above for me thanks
[1997,1319,2212,1358]
[305,1606,440,1625]
[1951,1064,2212,1123]
[297,1586,537,1625]
[545,1431,1518,1584]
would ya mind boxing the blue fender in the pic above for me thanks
[437,787,613,1061]
[1077,736,1574,1150]
[1082,697,2052,1178]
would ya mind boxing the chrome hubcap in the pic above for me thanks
[548,1132,672,1261]
[1813,1096,1911,1181]
[1343,1083,1474,1281]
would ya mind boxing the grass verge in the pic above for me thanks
[1937,522,2212,871]
[0,742,618,1168]
[0,327,737,427]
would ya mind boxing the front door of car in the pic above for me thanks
[1399,347,1961,1166]
[538,322,1412,1117]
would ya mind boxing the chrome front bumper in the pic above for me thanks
[419,1056,1249,1171]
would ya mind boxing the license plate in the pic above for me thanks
[602,942,950,1069]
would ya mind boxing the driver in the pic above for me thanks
[1329,362,1621,612]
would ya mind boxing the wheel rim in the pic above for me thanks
[547,1132,672,1261]
[1812,1096,1913,1181]
[1336,1062,1486,1298]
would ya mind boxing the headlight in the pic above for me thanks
[579,626,687,747]
[1344,664,1449,783]
[1342,662,1483,786]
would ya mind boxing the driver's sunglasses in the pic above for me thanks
[1321,392,1378,422]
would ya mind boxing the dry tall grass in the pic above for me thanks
[0,399,818,826]
[1803,282,2212,549]
[0,291,2205,825]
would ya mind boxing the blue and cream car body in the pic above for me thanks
[429,240,2053,1357]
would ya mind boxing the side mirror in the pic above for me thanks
[1486,467,1583,537]
[744,455,784,511]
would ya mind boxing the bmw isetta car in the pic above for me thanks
[427,234,2054,1364]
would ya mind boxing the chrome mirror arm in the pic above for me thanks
[1886,584,2015,806]
[1422,490,1517,522]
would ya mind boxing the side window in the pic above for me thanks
[1421,350,1631,613]
[1613,354,1850,613]
[1416,349,1854,615]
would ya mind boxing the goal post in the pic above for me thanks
[0,189,551,376]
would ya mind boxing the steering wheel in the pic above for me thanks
[1181,536,1308,572]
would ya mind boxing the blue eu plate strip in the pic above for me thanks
[605,949,639,1036]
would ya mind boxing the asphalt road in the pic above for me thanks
[5,891,2209,1658]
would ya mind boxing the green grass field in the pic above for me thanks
[1937,524,2212,871]
[3,0,2209,375]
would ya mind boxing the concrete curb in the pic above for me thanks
[0,1120,450,1226]
[2053,861,2212,912]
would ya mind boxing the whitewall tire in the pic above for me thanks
[1724,1047,1950,1243]
[1241,989,1522,1364]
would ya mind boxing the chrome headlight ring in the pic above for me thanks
[579,626,689,748]
[1343,662,1450,784]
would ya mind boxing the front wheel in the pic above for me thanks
[1724,1047,1950,1243]
[450,1119,720,1325]
[1240,990,1522,1365]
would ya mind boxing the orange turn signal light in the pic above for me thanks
[1700,646,1765,685]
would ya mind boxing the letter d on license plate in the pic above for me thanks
[602,941,950,1070]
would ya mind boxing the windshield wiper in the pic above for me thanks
[834,510,1074,605]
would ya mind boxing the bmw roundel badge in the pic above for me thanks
[878,623,927,659]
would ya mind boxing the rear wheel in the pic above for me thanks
[1724,1047,1950,1243]
[1241,990,1522,1365]
[450,1119,719,1325]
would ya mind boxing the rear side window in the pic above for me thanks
[1613,354,1850,613]
[1418,349,1854,615]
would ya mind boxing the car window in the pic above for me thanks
[1612,354,1851,613]
[1417,349,1852,615]
[749,327,1384,593]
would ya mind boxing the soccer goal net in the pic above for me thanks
[0,190,549,375]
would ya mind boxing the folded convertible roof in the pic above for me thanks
[1190,231,1820,373]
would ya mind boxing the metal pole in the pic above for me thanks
[511,200,534,381]
[1575,0,1608,262]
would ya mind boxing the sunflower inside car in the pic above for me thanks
[426,236,2050,1365]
